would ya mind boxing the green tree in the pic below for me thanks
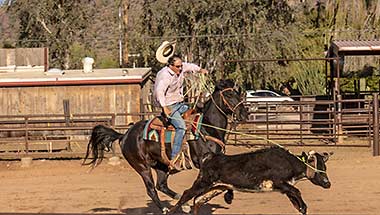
[131,0,300,90]
[4,0,380,95]
[8,0,96,69]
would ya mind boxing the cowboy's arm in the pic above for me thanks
[182,62,208,74]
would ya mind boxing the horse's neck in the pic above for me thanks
[187,98,229,168]
[202,99,228,140]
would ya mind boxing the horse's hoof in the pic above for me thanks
[181,203,191,213]
[224,190,234,204]
[300,207,307,215]
[162,207,170,214]
[174,193,181,200]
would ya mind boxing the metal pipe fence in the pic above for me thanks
[0,96,379,158]
[230,98,373,148]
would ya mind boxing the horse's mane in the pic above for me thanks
[202,97,212,113]
[215,79,235,91]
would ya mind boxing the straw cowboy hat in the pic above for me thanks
[155,40,176,64]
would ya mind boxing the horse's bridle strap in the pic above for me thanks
[219,88,243,112]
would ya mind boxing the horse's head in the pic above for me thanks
[214,79,248,122]
[300,151,332,189]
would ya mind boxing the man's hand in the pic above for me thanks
[163,106,171,116]
[199,68,208,74]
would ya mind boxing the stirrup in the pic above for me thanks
[169,154,182,171]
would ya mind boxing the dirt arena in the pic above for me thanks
[0,145,379,215]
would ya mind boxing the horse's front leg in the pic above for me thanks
[155,169,181,199]
[276,182,307,215]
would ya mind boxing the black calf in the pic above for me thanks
[169,146,332,215]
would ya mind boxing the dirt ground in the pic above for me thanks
[0,145,379,215]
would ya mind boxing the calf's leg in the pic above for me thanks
[276,182,307,215]
[169,178,211,214]
[193,185,231,215]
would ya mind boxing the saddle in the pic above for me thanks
[143,109,203,169]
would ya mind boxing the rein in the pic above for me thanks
[207,87,244,123]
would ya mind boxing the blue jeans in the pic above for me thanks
[168,102,188,159]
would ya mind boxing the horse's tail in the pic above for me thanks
[82,124,125,166]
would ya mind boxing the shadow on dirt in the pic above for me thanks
[120,200,229,214]
[87,207,121,213]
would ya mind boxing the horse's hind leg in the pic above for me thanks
[156,169,180,199]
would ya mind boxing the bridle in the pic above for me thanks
[218,88,245,115]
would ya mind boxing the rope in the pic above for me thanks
[184,73,211,109]
[178,74,325,174]
[167,114,326,174]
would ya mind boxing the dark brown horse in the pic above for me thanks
[82,79,248,213]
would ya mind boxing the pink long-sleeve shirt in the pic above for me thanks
[154,62,201,107]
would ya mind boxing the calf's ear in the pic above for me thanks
[322,152,333,162]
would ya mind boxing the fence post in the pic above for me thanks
[337,95,343,144]
[373,93,379,156]
[299,100,303,145]
[265,103,269,144]
[25,116,29,154]
[63,99,71,126]
[111,113,116,127]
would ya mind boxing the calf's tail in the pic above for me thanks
[82,124,125,167]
